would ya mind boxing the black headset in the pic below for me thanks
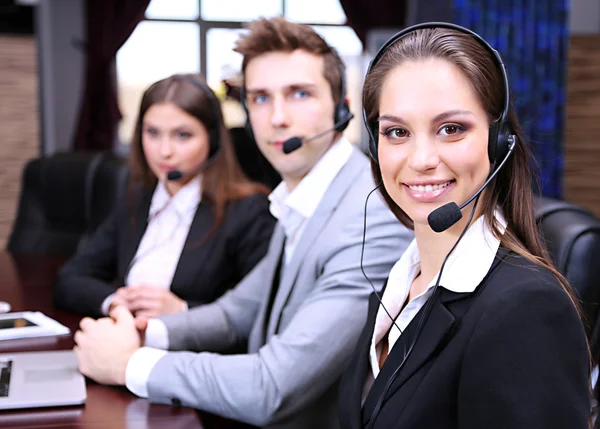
[239,46,353,140]
[364,22,513,168]
[140,75,222,161]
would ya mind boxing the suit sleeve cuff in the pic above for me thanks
[125,347,168,398]
[100,293,115,316]
[144,318,170,349]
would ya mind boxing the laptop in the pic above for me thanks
[0,350,86,410]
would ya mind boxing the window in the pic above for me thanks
[201,0,281,22]
[285,0,346,24]
[117,21,200,143]
[145,0,199,20]
[117,0,363,144]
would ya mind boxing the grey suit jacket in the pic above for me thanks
[146,148,413,428]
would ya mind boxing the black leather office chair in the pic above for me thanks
[76,154,130,251]
[7,152,128,257]
[534,196,600,364]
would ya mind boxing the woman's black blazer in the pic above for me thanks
[53,188,275,318]
[338,249,591,429]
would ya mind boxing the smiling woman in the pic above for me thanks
[53,74,276,320]
[337,23,592,429]
[376,58,490,227]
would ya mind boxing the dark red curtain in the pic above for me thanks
[73,0,151,151]
[338,0,407,46]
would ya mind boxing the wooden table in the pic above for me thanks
[0,252,206,428]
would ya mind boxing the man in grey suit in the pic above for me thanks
[74,17,412,428]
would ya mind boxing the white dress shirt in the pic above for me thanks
[268,137,354,264]
[100,176,202,316]
[363,210,507,402]
[125,137,355,398]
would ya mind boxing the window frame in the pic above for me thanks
[143,0,353,80]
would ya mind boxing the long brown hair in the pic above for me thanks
[363,28,583,319]
[129,73,270,229]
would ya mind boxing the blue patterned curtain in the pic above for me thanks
[454,0,569,197]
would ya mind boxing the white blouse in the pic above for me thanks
[100,176,202,315]
[363,211,507,402]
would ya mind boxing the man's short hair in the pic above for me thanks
[234,16,344,105]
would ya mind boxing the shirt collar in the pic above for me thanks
[387,209,507,299]
[149,175,202,219]
[268,137,354,222]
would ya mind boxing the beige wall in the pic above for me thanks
[0,35,40,248]
[565,35,600,217]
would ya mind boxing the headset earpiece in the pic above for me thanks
[331,47,352,132]
[366,118,379,162]
[334,100,352,132]
[495,125,512,165]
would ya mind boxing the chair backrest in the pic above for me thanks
[89,154,129,231]
[76,154,130,251]
[534,196,600,362]
[7,152,129,257]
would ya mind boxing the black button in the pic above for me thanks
[171,397,182,407]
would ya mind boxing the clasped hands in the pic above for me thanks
[73,306,149,386]
[110,284,187,318]
[75,286,185,386]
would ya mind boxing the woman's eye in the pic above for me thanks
[439,124,464,136]
[176,132,192,140]
[145,128,159,137]
[381,128,409,139]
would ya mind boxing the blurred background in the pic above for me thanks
[0,0,598,249]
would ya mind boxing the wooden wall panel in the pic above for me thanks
[0,36,39,248]
[565,35,600,217]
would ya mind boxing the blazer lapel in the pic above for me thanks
[266,150,365,336]
[361,288,468,426]
[170,202,214,290]
[343,292,382,429]
[120,190,152,282]
[251,225,286,348]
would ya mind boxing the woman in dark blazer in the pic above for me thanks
[54,74,275,319]
[338,23,591,428]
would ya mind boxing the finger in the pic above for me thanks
[135,309,160,319]
[109,304,135,324]
[128,298,160,313]
[96,320,114,329]
[122,288,142,301]
[115,288,129,300]
[73,346,87,375]
[79,317,95,331]
[134,316,149,331]
[126,284,147,293]
[116,296,129,306]
[73,330,84,346]
[127,287,160,301]
[110,297,131,315]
